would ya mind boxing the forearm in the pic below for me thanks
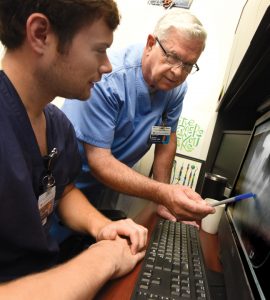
[0,246,114,300]
[85,144,164,205]
[58,184,111,238]
[95,157,163,202]
[84,144,215,221]
[152,133,177,183]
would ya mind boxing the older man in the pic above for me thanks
[62,9,214,222]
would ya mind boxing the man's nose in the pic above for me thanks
[170,65,186,77]
[100,56,112,75]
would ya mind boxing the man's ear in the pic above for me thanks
[26,13,51,54]
[145,34,156,54]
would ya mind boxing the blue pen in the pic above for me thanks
[210,192,256,207]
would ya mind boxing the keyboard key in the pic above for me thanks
[139,284,149,290]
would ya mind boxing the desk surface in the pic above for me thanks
[95,202,223,300]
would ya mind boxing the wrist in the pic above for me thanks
[88,241,119,277]
[87,212,112,239]
[154,182,168,206]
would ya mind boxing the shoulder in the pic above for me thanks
[103,44,144,78]
[167,81,188,100]
[45,103,74,132]
[176,81,188,94]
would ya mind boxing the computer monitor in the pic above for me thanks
[211,131,251,187]
[228,111,270,299]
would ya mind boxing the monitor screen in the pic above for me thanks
[229,111,270,299]
[212,131,251,187]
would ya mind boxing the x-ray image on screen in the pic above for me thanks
[231,113,270,299]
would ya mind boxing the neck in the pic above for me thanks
[2,50,49,155]
[142,49,156,90]
[2,50,53,119]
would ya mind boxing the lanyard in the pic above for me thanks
[42,148,58,191]
[162,112,167,126]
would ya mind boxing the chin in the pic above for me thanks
[76,88,92,101]
[154,80,175,91]
[79,93,91,101]
[157,84,174,91]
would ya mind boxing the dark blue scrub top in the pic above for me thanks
[0,71,81,282]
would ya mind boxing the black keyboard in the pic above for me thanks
[131,219,211,300]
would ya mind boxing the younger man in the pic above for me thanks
[0,1,147,298]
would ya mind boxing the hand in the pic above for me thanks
[89,237,146,279]
[158,184,215,221]
[156,204,176,221]
[156,204,200,228]
[96,218,148,254]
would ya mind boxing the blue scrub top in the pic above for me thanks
[62,44,187,192]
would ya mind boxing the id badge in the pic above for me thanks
[150,126,171,144]
[38,186,56,225]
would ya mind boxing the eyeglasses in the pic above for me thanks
[156,37,199,75]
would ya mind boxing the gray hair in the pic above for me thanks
[153,9,207,43]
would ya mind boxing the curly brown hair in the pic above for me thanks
[0,0,120,52]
